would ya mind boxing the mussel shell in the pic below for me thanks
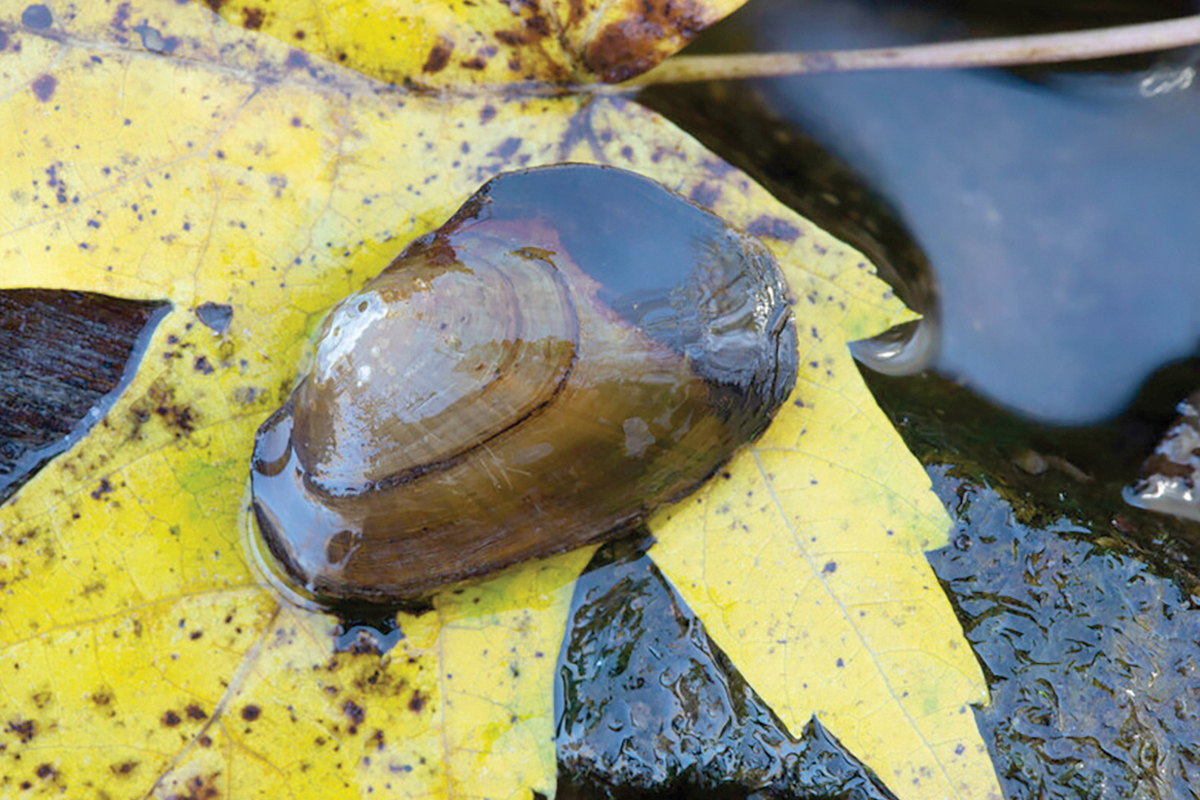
[251,164,798,604]
[292,230,578,492]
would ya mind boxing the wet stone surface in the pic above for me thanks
[927,470,1200,799]
[555,537,895,800]
[869,367,1200,800]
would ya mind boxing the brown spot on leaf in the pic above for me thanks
[7,719,35,743]
[408,690,425,713]
[566,0,586,27]
[524,11,550,38]
[422,39,453,74]
[584,0,707,83]
[342,699,365,725]
[31,74,57,102]
[168,773,221,800]
[689,183,721,208]
[35,763,54,779]
[90,477,114,500]
[746,215,801,242]
[111,3,131,32]
[494,29,525,47]
[494,6,551,48]
[193,356,213,375]
[241,7,265,30]
[185,704,208,720]
[129,379,198,436]
[162,709,182,727]
[241,704,261,721]
[110,760,138,776]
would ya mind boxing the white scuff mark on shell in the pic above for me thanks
[623,417,655,458]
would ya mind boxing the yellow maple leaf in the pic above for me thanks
[205,0,744,85]
[0,0,1002,798]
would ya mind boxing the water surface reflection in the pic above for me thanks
[735,0,1200,423]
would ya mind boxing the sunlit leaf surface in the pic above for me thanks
[652,302,998,798]
[203,0,746,85]
[0,0,1001,797]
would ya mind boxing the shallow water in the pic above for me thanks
[695,0,1200,425]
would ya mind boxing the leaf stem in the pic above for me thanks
[614,14,1200,88]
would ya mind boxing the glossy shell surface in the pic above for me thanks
[251,164,798,604]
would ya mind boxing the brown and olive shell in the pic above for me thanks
[251,164,798,605]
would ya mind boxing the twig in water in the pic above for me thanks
[611,14,1200,88]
